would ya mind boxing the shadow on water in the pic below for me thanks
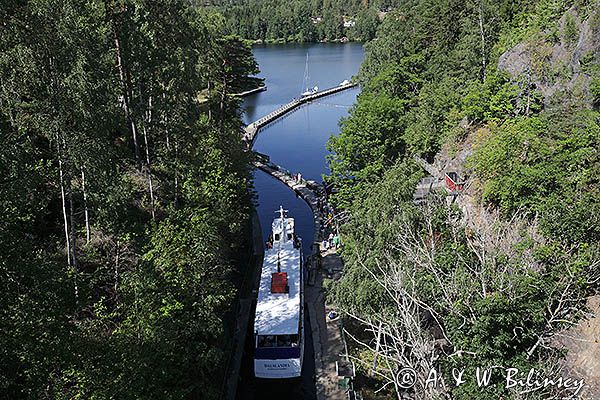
[236,42,363,400]
[237,171,316,400]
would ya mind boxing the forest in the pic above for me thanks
[326,0,600,398]
[2,0,599,399]
[206,0,401,42]
[1,1,256,398]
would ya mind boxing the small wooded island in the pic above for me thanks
[1,1,599,400]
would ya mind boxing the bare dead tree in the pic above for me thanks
[338,194,595,399]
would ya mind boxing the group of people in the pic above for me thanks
[321,232,340,251]
[317,197,341,252]
[262,185,342,254]
[265,233,273,250]
[292,233,302,249]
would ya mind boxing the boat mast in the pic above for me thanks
[279,205,287,243]
[302,53,309,93]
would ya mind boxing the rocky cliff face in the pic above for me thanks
[552,295,600,400]
[425,7,600,198]
[495,8,600,399]
[498,6,600,109]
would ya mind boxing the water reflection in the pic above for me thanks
[237,42,363,400]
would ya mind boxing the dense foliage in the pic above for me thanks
[205,0,401,42]
[0,1,256,398]
[326,0,599,398]
[469,111,600,244]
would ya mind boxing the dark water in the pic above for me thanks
[245,43,364,253]
[237,43,364,400]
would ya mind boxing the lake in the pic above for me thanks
[237,42,364,400]
[245,42,364,254]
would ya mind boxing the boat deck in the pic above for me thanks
[255,235,302,336]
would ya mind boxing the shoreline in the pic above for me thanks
[250,38,363,46]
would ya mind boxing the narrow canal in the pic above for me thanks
[235,43,364,400]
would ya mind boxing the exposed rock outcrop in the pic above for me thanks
[498,6,600,108]
[552,296,600,400]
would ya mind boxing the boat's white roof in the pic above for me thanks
[254,217,301,336]
[272,215,294,234]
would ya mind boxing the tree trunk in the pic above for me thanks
[370,320,383,376]
[220,78,227,116]
[58,153,71,267]
[174,140,179,208]
[69,189,79,300]
[207,78,212,121]
[114,241,119,298]
[163,106,179,207]
[0,76,16,126]
[81,167,90,244]
[220,61,227,126]
[142,96,155,219]
[113,27,141,164]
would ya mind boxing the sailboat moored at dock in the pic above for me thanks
[301,53,319,97]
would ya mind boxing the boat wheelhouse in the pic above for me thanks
[253,206,304,379]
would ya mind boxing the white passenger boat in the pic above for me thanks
[253,206,304,379]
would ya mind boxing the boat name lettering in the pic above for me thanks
[264,362,291,369]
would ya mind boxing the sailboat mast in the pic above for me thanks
[300,52,318,96]
[303,53,309,92]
